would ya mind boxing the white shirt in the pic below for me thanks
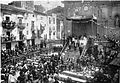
[48,77,55,83]
[8,74,17,83]
[79,37,87,47]
[15,71,20,78]
[75,39,77,44]
[72,38,75,42]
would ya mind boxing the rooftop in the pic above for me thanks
[46,6,64,16]
[1,4,33,13]
[34,10,47,16]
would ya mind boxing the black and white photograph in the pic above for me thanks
[0,0,120,83]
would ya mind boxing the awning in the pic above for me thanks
[17,15,23,18]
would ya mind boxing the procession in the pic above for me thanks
[1,0,120,83]
[1,34,120,83]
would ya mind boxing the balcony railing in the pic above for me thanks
[2,20,16,30]
[1,34,26,43]
[17,23,25,30]
[1,36,16,43]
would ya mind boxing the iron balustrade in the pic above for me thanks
[1,36,16,43]
[2,20,16,30]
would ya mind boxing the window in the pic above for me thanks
[57,26,60,32]
[6,31,10,36]
[31,21,34,28]
[98,10,99,17]
[49,17,51,24]
[53,32,55,35]
[27,23,28,26]
[49,27,51,33]
[53,18,55,24]
[19,19,22,25]
[27,31,28,35]
[49,27,51,39]
[19,31,22,40]
[6,16,10,21]
[53,26,55,30]
[41,17,43,20]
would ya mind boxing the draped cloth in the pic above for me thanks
[66,16,97,37]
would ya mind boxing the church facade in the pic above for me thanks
[62,1,120,40]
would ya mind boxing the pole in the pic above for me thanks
[118,68,120,83]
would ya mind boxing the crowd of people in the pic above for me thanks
[63,34,120,83]
[1,34,120,83]
[1,44,38,66]
[1,32,17,42]
[65,34,93,54]
[1,41,70,83]
[1,41,48,66]
[1,52,62,83]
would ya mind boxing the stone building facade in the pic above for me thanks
[47,6,64,40]
[1,1,47,50]
[62,0,120,40]
[1,4,28,50]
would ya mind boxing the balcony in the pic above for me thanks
[17,23,25,30]
[1,34,25,44]
[1,36,16,43]
[2,20,16,30]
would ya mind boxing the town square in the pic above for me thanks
[0,0,120,83]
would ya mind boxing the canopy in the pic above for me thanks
[66,15,97,37]
[66,15,97,22]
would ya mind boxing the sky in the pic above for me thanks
[34,1,64,11]
[0,0,64,11]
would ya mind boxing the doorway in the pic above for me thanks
[6,43,11,50]
[18,41,24,51]
[19,31,22,40]
[32,39,35,46]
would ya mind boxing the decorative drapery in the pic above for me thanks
[67,16,97,37]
